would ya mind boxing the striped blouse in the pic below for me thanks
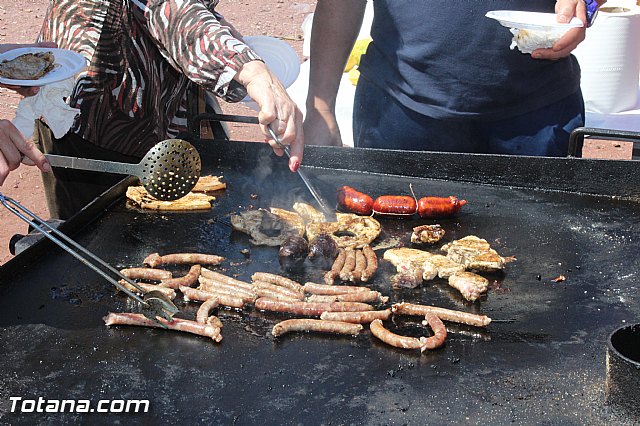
[39,0,261,157]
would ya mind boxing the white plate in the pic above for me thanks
[242,36,300,104]
[0,47,87,86]
[486,10,584,31]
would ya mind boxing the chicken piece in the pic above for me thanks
[448,271,489,302]
[307,213,381,249]
[411,224,446,245]
[292,202,326,224]
[383,248,433,288]
[230,208,305,246]
[423,254,465,280]
[441,235,510,272]
[0,51,55,80]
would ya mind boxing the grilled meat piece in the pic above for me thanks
[448,271,489,302]
[292,202,326,224]
[422,254,465,280]
[230,208,305,246]
[383,248,434,288]
[411,224,446,245]
[306,213,381,249]
[0,51,55,80]
[441,235,511,272]
[278,235,309,271]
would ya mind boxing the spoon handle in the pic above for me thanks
[44,154,140,177]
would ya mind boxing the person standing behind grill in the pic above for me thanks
[0,43,56,186]
[304,0,602,156]
[14,0,303,220]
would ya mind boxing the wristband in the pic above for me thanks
[584,0,599,27]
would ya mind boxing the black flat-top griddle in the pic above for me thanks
[1,142,640,425]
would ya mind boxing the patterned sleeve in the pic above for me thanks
[136,0,262,102]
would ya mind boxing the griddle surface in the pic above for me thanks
[1,147,639,425]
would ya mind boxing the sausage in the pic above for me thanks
[252,280,305,301]
[324,248,346,285]
[417,196,467,219]
[143,253,225,268]
[303,282,371,295]
[251,272,304,293]
[198,276,257,299]
[334,290,388,304]
[370,319,426,351]
[337,186,374,215]
[104,312,222,343]
[339,248,356,282]
[421,313,448,350]
[360,245,377,282]
[372,195,417,217]
[392,303,492,327]
[120,268,172,281]
[255,298,374,316]
[320,309,392,324]
[180,286,245,309]
[272,319,363,337]
[117,279,177,300]
[350,249,366,282]
[159,265,201,289]
[196,298,219,324]
[200,268,254,291]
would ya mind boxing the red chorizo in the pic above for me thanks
[417,196,467,218]
[272,319,363,337]
[337,186,374,215]
[372,195,418,217]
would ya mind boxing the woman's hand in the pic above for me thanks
[0,42,58,96]
[532,0,587,60]
[0,119,50,186]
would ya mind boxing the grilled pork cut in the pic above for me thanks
[441,235,511,272]
[0,51,55,80]
[383,248,434,288]
[230,208,305,246]
[448,271,489,302]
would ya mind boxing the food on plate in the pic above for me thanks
[143,252,224,268]
[271,319,363,337]
[230,208,305,246]
[308,233,339,269]
[104,312,222,343]
[119,267,172,281]
[196,298,220,324]
[303,282,371,295]
[441,235,512,272]
[278,235,309,271]
[360,245,378,282]
[254,297,374,316]
[292,202,326,224]
[0,51,55,80]
[510,28,561,54]
[306,213,381,249]
[411,224,446,245]
[159,264,201,289]
[337,186,374,215]
[392,303,492,327]
[191,175,226,192]
[370,315,446,352]
[180,286,246,308]
[126,186,215,210]
[383,247,435,288]
[448,272,489,302]
[320,309,392,324]
[417,196,467,218]
[324,248,346,285]
[251,272,304,293]
[372,195,418,217]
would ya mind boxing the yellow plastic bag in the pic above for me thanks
[344,37,372,73]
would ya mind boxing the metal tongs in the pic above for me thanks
[267,125,336,221]
[0,193,179,324]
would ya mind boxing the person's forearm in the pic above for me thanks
[306,0,367,113]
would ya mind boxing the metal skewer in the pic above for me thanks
[0,193,179,324]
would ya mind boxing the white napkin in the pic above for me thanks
[12,77,80,139]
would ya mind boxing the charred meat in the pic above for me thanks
[278,235,309,271]
[0,51,55,80]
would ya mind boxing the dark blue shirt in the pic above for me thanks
[359,0,582,120]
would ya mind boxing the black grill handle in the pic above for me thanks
[569,127,640,158]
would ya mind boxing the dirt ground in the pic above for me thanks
[0,0,633,264]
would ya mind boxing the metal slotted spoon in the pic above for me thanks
[44,139,201,201]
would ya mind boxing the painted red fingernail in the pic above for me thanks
[292,161,300,172]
